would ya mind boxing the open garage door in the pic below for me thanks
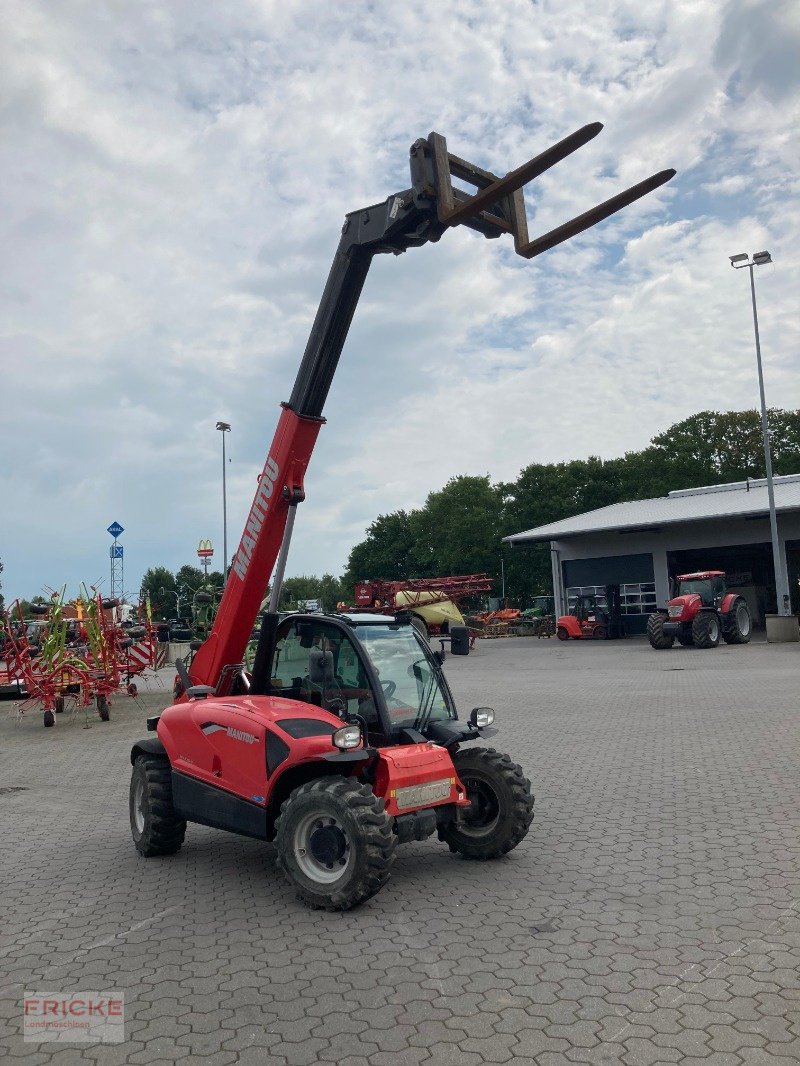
[667,542,775,628]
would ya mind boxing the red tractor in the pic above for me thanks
[129,126,673,909]
[647,571,752,650]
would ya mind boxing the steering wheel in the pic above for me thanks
[381,679,397,698]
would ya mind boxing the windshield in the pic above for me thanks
[353,623,456,730]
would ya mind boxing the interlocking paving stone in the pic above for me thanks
[1,636,798,1064]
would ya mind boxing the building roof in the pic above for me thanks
[504,473,800,545]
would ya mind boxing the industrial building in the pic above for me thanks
[504,473,800,634]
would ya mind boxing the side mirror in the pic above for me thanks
[469,707,495,728]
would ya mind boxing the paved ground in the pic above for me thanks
[1,635,798,1065]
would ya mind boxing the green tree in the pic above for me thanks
[342,512,416,595]
[140,567,177,620]
[409,476,505,583]
[175,565,205,594]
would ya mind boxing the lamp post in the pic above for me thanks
[215,421,231,582]
[729,251,790,616]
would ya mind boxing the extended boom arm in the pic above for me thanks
[188,127,675,693]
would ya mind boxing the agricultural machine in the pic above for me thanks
[1,589,163,725]
[130,125,674,909]
[647,571,751,649]
[344,573,493,636]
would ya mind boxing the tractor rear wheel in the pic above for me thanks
[440,747,534,860]
[723,597,752,645]
[130,755,186,856]
[275,777,396,911]
[647,613,674,649]
[556,626,569,641]
[692,611,720,649]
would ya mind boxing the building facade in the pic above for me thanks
[504,474,800,634]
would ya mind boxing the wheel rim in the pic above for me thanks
[736,604,750,636]
[133,778,146,834]
[708,616,720,641]
[460,774,500,837]
[294,811,353,884]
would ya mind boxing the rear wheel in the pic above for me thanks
[692,611,720,649]
[96,695,110,721]
[440,747,534,860]
[43,710,55,728]
[723,598,751,644]
[556,626,569,641]
[647,613,674,649]
[275,777,396,911]
[55,696,65,713]
[130,755,186,856]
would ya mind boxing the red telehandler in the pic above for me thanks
[130,125,674,909]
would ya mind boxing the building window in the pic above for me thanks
[565,583,656,616]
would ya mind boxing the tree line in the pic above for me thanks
[6,409,799,620]
[342,409,800,605]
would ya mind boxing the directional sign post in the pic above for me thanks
[107,521,125,599]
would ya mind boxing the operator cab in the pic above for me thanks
[261,612,458,747]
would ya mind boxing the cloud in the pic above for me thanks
[0,0,798,602]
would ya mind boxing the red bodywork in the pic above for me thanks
[188,407,322,693]
[666,571,738,622]
[156,694,468,827]
[556,614,605,639]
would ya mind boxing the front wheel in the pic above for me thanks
[556,626,569,641]
[692,611,720,649]
[130,755,186,856]
[275,777,397,911]
[440,747,534,860]
[723,598,751,644]
[647,613,674,649]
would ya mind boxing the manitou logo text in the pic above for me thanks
[227,727,257,744]
[231,456,280,581]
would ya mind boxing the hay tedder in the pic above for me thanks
[1,589,163,727]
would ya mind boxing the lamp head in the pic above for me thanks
[215,421,231,432]
[729,253,749,267]
[752,250,772,266]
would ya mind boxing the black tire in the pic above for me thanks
[592,624,607,640]
[55,696,65,713]
[410,615,429,640]
[101,598,120,609]
[130,755,186,856]
[30,604,49,616]
[195,591,213,604]
[692,611,720,649]
[440,747,534,860]
[128,626,146,639]
[43,710,55,727]
[275,777,396,911]
[722,597,752,645]
[556,626,569,641]
[647,613,674,649]
[96,695,110,721]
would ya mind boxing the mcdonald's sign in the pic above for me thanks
[197,539,214,559]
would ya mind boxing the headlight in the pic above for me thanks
[668,605,683,617]
[470,707,495,728]
[332,724,361,750]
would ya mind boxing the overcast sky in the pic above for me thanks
[2,0,799,603]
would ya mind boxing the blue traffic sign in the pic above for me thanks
[107,521,125,538]
[110,545,124,559]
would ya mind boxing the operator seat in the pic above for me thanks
[302,645,346,717]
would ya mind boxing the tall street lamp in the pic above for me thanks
[729,251,790,616]
[215,421,231,582]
